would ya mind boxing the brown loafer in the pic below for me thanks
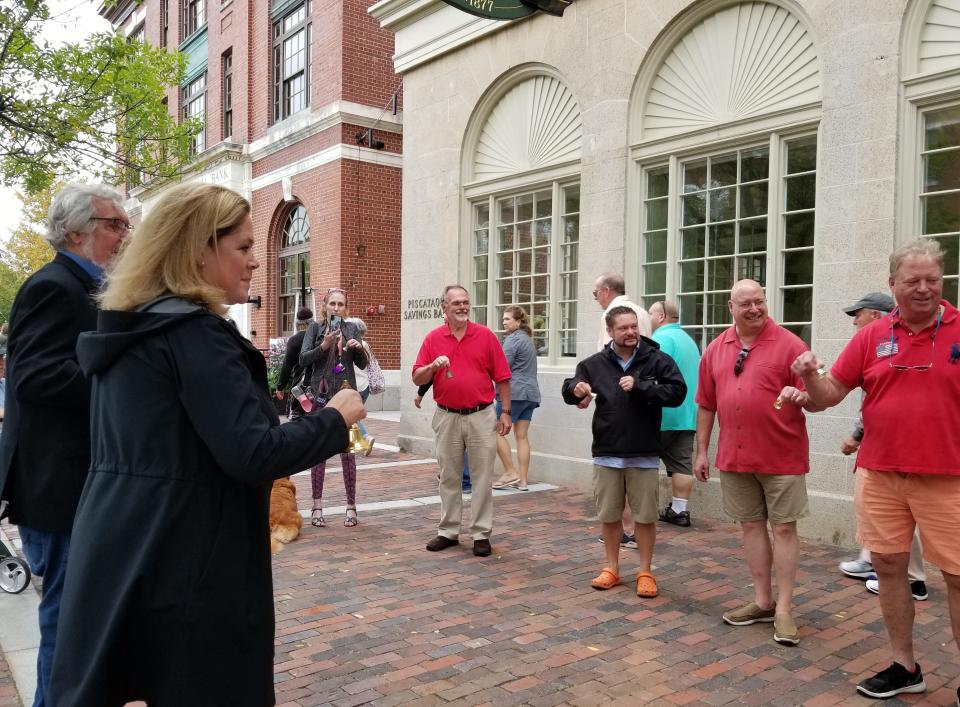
[473,539,492,556]
[426,535,458,552]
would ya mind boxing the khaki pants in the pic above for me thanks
[433,407,497,540]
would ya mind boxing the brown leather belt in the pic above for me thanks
[436,402,492,415]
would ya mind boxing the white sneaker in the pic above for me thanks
[866,577,930,601]
[840,559,874,579]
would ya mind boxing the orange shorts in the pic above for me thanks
[855,467,960,574]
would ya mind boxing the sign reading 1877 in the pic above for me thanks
[441,0,536,20]
[441,0,572,20]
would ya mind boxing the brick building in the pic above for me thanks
[102,0,403,403]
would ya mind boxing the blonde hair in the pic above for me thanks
[100,183,250,315]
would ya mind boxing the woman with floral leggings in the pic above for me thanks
[299,287,368,527]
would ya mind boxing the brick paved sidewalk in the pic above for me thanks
[3,416,958,706]
[0,652,19,707]
[271,419,960,706]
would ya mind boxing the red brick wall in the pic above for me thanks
[339,159,402,368]
[118,0,403,370]
[248,158,400,368]
[342,0,403,112]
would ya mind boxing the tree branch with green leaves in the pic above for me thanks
[0,1,200,193]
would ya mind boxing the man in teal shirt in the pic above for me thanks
[649,301,701,526]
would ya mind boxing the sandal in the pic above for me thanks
[636,571,658,598]
[590,567,620,590]
[344,507,358,527]
[493,476,519,489]
[311,507,325,528]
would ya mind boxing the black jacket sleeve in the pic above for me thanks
[631,354,687,408]
[298,321,324,368]
[561,361,590,405]
[417,380,433,397]
[174,318,349,485]
[275,335,300,391]
[9,274,91,408]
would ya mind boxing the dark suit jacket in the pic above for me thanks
[0,252,99,532]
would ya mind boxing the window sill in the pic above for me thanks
[179,23,209,51]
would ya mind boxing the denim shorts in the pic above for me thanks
[495,399,538,422]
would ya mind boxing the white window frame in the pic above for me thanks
[182,73,206,155]
[897,0,960,250]
[459,65,583,369]
[278,204,311,337]
[272,1,312,124]
[466,176,580,364]
[630,124,820,348]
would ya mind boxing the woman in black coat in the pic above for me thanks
[48,183,366,707]
[298,287,368,528]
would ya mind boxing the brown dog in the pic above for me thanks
[269,476,302,554]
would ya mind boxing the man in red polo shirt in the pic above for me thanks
[413,284,512,557]
[694,279,819,647]
[793,238,960,703]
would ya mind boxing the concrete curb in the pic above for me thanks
[0,524,38,706]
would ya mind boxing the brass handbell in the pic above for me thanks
[347,423,373,456]
[339,379,372,456]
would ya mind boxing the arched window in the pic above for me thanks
[278,204,310,336]
[463,67,583,361]
[899,0,960,303]
[629,1,821,347]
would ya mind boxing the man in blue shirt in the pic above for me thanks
[649,301,701,527]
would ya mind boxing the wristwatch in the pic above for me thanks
[502,409,511,415]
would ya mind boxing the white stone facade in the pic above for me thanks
[373,0,960,545]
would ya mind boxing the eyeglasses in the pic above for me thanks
[89,217,134,233]
[734,347,749,376]
[592,286,608,298]
[888,307,941,371]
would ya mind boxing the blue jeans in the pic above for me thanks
[462,451,471,490]
[19,527,71,707]
[358,387,370,438]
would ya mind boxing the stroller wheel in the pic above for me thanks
[0,556,30,594]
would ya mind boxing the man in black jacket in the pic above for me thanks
[563,306,686,599]
[0,183,129,707]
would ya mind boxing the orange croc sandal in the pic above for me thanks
[590,568,620,590]
[636,572,659,598]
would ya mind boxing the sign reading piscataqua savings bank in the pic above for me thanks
[440,0,536,20]
[403,297,445,321]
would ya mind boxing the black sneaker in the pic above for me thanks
[426,535,459,552]
[596,534,637,548]
[910,581,929,601]
[856,662,925,699]
[659,504,691,527]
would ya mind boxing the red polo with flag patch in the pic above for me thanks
[413,321,511,408]
[831,299,960,475]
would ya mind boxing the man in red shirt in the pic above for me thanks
[694,279,819,647]
[413,285,512,557]
[793,238,960,702]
